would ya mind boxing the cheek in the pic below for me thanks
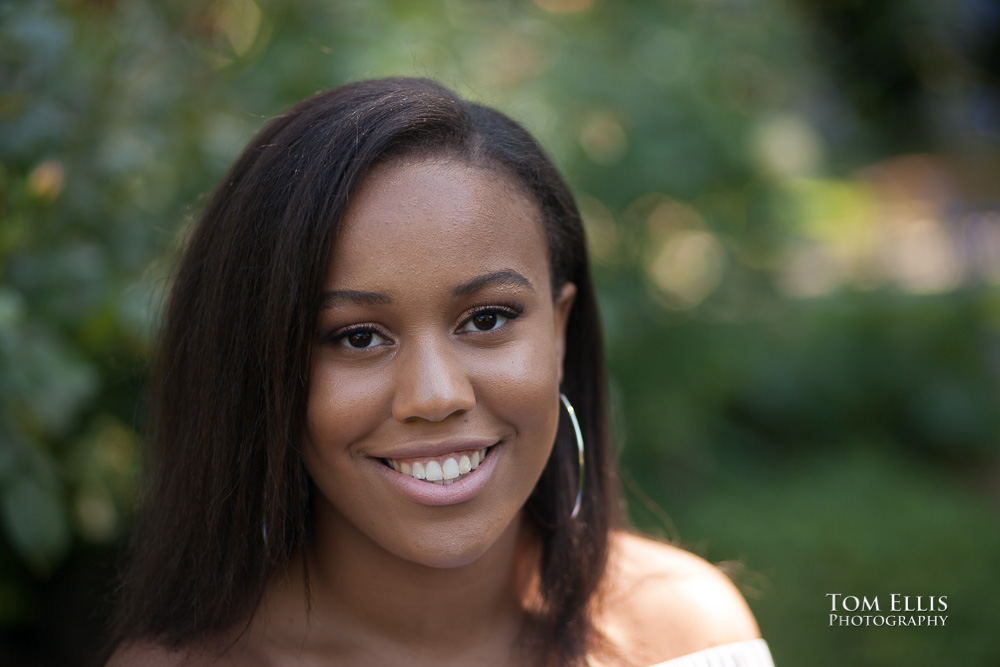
[471,335,562,445]
[303,363,392,529]
[305,356,391,457]
[477,341,558,398]
[304,318,564,461]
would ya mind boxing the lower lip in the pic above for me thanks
[372,445,501,507]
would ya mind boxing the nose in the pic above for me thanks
[391,337,476,423]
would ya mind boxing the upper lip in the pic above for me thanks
[370,437,498,460]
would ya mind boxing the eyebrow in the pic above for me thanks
[320,289,393,308]
[452,269,535,296]
[320,269,534,309]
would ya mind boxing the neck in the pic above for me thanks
[259,506,539,664]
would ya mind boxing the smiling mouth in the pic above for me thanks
[382,447,492,486]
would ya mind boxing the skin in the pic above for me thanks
[108,158,761,667]
[255,157,576,666]
[304,157,575,574]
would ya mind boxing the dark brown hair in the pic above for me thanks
[111,78,617,665]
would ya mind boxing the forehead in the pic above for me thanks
[326,158,550,293]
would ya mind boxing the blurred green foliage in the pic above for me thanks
[1,0,998,665]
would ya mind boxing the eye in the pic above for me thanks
[468,311,507,332]
[458,304,523,333]
[336,327,388,349]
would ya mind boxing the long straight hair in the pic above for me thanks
[110,78,617,665]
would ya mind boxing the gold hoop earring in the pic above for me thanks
[560,392,585,520]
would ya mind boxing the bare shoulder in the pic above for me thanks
[595,530,760,665]
[105,642,192,667]
[105,641,245,667]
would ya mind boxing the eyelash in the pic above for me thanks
[327,301,526,351]
[460,301,525,333]
[330,322,391,350]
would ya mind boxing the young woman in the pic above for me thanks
[108,78,773,666]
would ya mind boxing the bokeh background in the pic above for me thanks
[2,0,999,665]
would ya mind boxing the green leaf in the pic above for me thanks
[0,476,70,573]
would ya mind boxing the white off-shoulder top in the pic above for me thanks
[648,639,774,666]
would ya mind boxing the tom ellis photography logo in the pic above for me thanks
[827,594,948,627]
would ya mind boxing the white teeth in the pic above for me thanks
[424,460,443,481]
[387,446,492,484]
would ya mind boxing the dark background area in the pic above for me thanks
[2,0,998,664]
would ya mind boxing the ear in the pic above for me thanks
[552,282,577,386]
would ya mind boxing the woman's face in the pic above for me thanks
[305,157,575,569]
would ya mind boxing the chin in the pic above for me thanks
[410,545,491,570]
[388,509,521,571]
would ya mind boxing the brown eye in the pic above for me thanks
[472,312,498,331]
[347,331,373,347]
[336,328,386,349]
[460,308,514,333]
